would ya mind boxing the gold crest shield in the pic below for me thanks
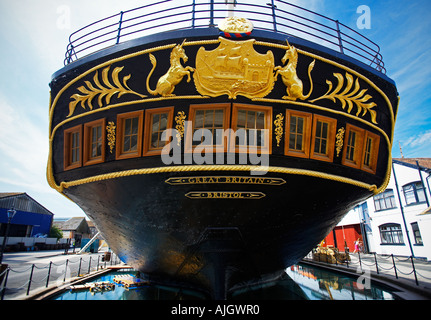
[193,37,275,99]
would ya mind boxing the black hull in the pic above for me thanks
[48,5,398,298]
[64,169,370,298]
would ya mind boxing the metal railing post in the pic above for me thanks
[77,257,82,276]
[64,259,69,282]
[46,262,52,288]
[270,0,277,32]
[26,264,35,296]
[88,257,92,274]
[358,252,362,272]
[116,11,124,44]
[209,0,214,27]
[1,267,10,300]
[192,0,196,29]
[335,20,344,54]
[373,253,379,274]
[391,254,398,279]
[410,256,419,286]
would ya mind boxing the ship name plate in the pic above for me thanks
[185,191,265,199]
[165,176,286,185]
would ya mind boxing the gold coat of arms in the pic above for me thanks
[194,37,275,99]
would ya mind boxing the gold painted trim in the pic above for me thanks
[49,164,377,195]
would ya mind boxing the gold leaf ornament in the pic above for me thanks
[67,66,146,117]
[310,72,377,124]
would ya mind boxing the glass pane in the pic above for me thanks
[290,116,297,134]
[152,114,160,133]
[297,117,304,134]
[204,110,214,128]
[237,110,247,128]
[130,135,138,151]
[289,134,296,150]
[295,134,303,150]
[246,111,256,128]
[194,110,204,128]
[256,112,265,129]
[151,132,159,148]
[131,117,139,135]
[159,113,168,130]
[214,109,224,128]
[123,136,130,152]
[321,122,328,138]
[124,118,131,136]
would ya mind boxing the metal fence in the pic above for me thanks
[304,251,431,287]
[0,252,122,300]
[63,0,385,73]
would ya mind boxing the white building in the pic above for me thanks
[335,158,431,260]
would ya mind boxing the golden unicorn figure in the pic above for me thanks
[146,40,194,96]
[274,41,315,101]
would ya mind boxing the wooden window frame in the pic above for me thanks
[361,131,380,174]
[64,125,82,171]
[285,110,312,159]
[342,124,365,170]
[230,104,272,154]
[83,118,106,166]
[185,104,231,154]
[116,110,143,160]
[143,107,174,156]
[310,115,337,162]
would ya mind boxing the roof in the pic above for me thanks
[0,192,54,216]
[56,217,87,231]
[393,158,431,171]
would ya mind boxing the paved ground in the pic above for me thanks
[0,249,122,300]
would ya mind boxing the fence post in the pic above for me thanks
[46,261,52,288]
[373,253,379,274]
[410,256,419,286]
[26,264,35,296]
[64,259,69,282]
[391,254,398,279]
[88,257,92,274]
[1,267,10,300]
[116,11,124,44]
[97,255,100,271]
[335,20,344,54]
[78,257,82,277]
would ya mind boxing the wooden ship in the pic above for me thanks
[47,1,398,299]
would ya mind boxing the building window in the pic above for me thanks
[186,104,230,153]
[231,104,272,153]
[64,125,82,170]
[83,119,105,166]
[374,189,397,211]
[361,131,380,174]
[403,181,426,205]
[379,223,404,245]
[342,124,364,169]
[411,222,423,245]
[143,107,174,156]
[116,111,143,160]
[310,115,336,162]
[285,110,312,158]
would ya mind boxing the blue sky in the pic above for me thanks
[0,0,430,218]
